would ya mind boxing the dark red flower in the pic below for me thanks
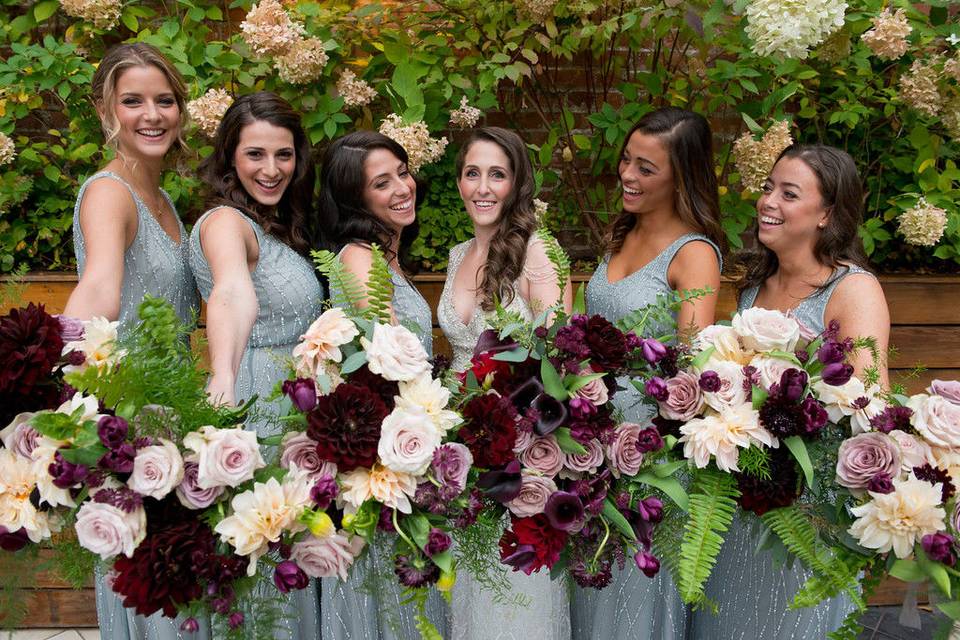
[735,448,802,515]
[0,303,64,424]
[914,464,956,503]
[498,513,568,575]
[583,315,627,370]
[759,393,807,439]
[347,365,399,412]
[458,394,518,468]
[394,553,440,587]
[307,383,388,472]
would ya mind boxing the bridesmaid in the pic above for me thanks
[315,130,447,639]
[63,43,203,640]
[692,144,889,640]
[574,106,725,639]
[189,91,324,638]
[437,126,572,640]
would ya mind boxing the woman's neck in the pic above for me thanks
[108,153,164,196]
[471,223,496,256]
[771,246,831,287]
[629,206,690,241]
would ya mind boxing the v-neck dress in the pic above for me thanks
[574,232,721,640]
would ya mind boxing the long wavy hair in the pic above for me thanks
[606,107,726,257]
[455,127,538,311]
[199,92,314,255]
[92,43,189,157]
[316,130,423,271]
[736,144,872,294]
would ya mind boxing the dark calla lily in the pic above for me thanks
[544,491,586,532]
[473,329,519,358]
[533,393,567,435]
[476,460,523,503]
[501,543,537,573]
[509,377,544,413]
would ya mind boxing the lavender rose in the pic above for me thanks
[75,501,147,560]
[836,432,902,491]
[127,438,184,500]
[506,472,558,517]
[658,371,704,421]
[280,432,337,481]
[0,413,39,459]
[176,460,226,509]
[182,426,266,489]
[930,380,960,406]
[574,371,609,406]
[55,314,85,343]
[606,423,645,478]
[290,531,366,580]
[432,443,473,494]
[563,438,604,474]
[519,435,564,477]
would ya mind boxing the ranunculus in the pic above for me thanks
[128,438,184,499]
[183,426,265,489]
[836,432,901,491]
[291,307,359,375]
[176,460,225,509]
[424,528,451,556]
[702,360,750,413]
[506,472,558,517]
[849,476,946,558]
[75,500,147,560]
[574,371,609,406]
[908,393,960,450]
[0,412,39,459]
[888,430,934,474]
[362,323,431,382]
[395,374,461,435]
[280,432,337,481]
[432,443,473,494]
[563,439,604,474]
[732,307,801,353]
[694,324,752,365]
[750,354,797,391]
[930,380,960,406]
[658,371,704,421]
[606,423,646,478]
[378,407,442,475]
[290,531,365,580]
[519,435,564,477]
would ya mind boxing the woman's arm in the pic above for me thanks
[520,236,573,315]
[63,179,138,320]
[825,273,890,388]
[667,240,722,335]
[199,208,260,405]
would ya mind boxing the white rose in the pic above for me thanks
[750,354,798,390]
[888,429,934,474]
[362,323,431,382]
[127,438,184,499]
[694,324,753,365]
[732,307,801,353]
[909,394,960,450]
[377,407,441,475]
[183,426,266,489]
[75,501,147,560]
[703,360,750,413]
[395,374,461,435]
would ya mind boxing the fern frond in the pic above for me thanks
[311,249,367,314]
[365,244,395,324]
[536,228,571,287]
[677,468,739,606]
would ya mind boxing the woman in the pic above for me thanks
[437,126,572,640]
[575,106,725,639]
[63,42,203,640]
[189,91,324,638]
[691,144,889,640]
[315,130,446,639]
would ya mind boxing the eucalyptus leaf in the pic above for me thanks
[341,350,368,375]
[492,347,530,363]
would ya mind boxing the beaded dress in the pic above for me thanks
[437,238,572,640]
[318,243,450,640]
[74,171,204,640]
[574,232,721,640]
[190,206,325,639]
[690,265,871,640]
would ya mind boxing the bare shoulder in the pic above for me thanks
[78,177,137,225]
[198,207,257,258]
[673,238,720,268]
[830,271,886,311]
[670,239,721,287]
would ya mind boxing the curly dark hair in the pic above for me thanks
[316,130,423,271]
[198,91,315,255]
[455,127,538,311]
[606,107,726,258]
[735,144,872,295]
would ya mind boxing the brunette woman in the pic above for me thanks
[691,144,888,640]
[189,91,324,638]
[63,42,203,640]
[437,126,572,640]
[574,106,726,639]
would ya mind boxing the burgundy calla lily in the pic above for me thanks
[477,460,523,503]
[533,394,567,436]
[544,491,586,532]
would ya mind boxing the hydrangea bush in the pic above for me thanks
[0,0,957,273]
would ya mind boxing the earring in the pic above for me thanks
[817,223,826,229]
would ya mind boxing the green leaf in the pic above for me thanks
[59,444,107,467]
[492,347,530,363]
[572,284,586,315]
[554,427,587,455]
[741,112,763,134]
[783,436,813,490]
[751,385,768,410]
[691,346,715,370]
[43,164,61,182]
[602,499,636,540]
[633,472,689,511]
[33,0,58,22]
[340,350,368,375]
[888,559,926,582]
[120,10,138,32]
[937,601,960,620]
[392,63,425,107]
[653,459,687,478]
[918,551,952,598]
[430,549,453,573]
[540,358,568,401]
[30,412,81,441]
[563,371,605,393]
[405,512,431,550]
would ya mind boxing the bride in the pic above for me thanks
[438,126,572,639]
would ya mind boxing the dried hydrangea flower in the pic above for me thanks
[899,58,944,118]
[275,38,329,84]
[943,95,960,139]
[861,8,912,60]
[533,198,549,222]
[0,132,15,166]
[449,96,482,128]
[733,120,793,193]
[187,88,233,138]
[59,0,121,29]
[517,0,559,21]
[898,197,948,247]
[943,55,960,83]
[336,70,377,108]
[378,114,448,173]
[745,0,846,59]
[240,0,306,58]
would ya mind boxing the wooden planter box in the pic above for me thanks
[2,272,958,626]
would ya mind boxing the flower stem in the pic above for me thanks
[592,516,611,565]
[392,508,417,553]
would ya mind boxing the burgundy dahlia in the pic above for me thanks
[394,553,440,587]
[735,448,802,515]
[458,394,518,468]
[307,383,388,472]
[0,303,64,395]
[583,315,627,370]
[347,365,400,412]
[499,514,568,575]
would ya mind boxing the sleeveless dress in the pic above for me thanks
[689,265,871,640]
[319,244,450,640]
[574,232,722,640]
[74,171,204,640]
[437,238,572,640]
[190,206,325,639]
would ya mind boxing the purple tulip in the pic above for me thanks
[867,473,895,494]
[282,378,317,412]
[273,560,309,593]
[640,339,668,364]
[634,550,660,577]
[0,526,30,552]
[636,496,664,523]
[644,377,669,402]
[544,491,586,533]
[922,533,957,566]
[821,362,854,386]
[310,474,338,509]
[778,369,808,403]
[698,371,721,393]
[424,528,452,557]
[49,451,89,488]
[635,427,664,454]
[477,460,523,503]
[99,443,136,474]
[801,397,828,434]
[97,415,129,449]
[180,618,200,633]
[228,612,245,629]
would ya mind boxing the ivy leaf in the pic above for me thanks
[783,436,813,490]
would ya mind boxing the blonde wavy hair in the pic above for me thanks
[92,43,189,157]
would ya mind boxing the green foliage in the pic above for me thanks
[615,288,713,341]
[409,154,471,271]
[366,244,395,324]
[452,504,528,608]
[677,468,740,607]
[536,227,571,288]
[736,445,772,480]
[312,249,367,313]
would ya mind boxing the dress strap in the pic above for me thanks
[662,232,724,273]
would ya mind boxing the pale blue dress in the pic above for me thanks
[190,206,325,639]
[690,265,871,640]
[74,171,204,640]
[319,243,450,639]
[575,232,721,640]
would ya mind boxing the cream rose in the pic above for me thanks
[75,501,147,560]
[362,323,431,382]
[183,426,266,489]
[732,307,801,353]
[377,407,442,475]
[506,472,558,517]
[908,393,960,450]
[750,354,798,391]
[694,324,753,365]
[127,438,184,500]
[888,429,934,474]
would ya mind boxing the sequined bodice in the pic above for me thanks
[438,239,534,372]
[73,171,198,337]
